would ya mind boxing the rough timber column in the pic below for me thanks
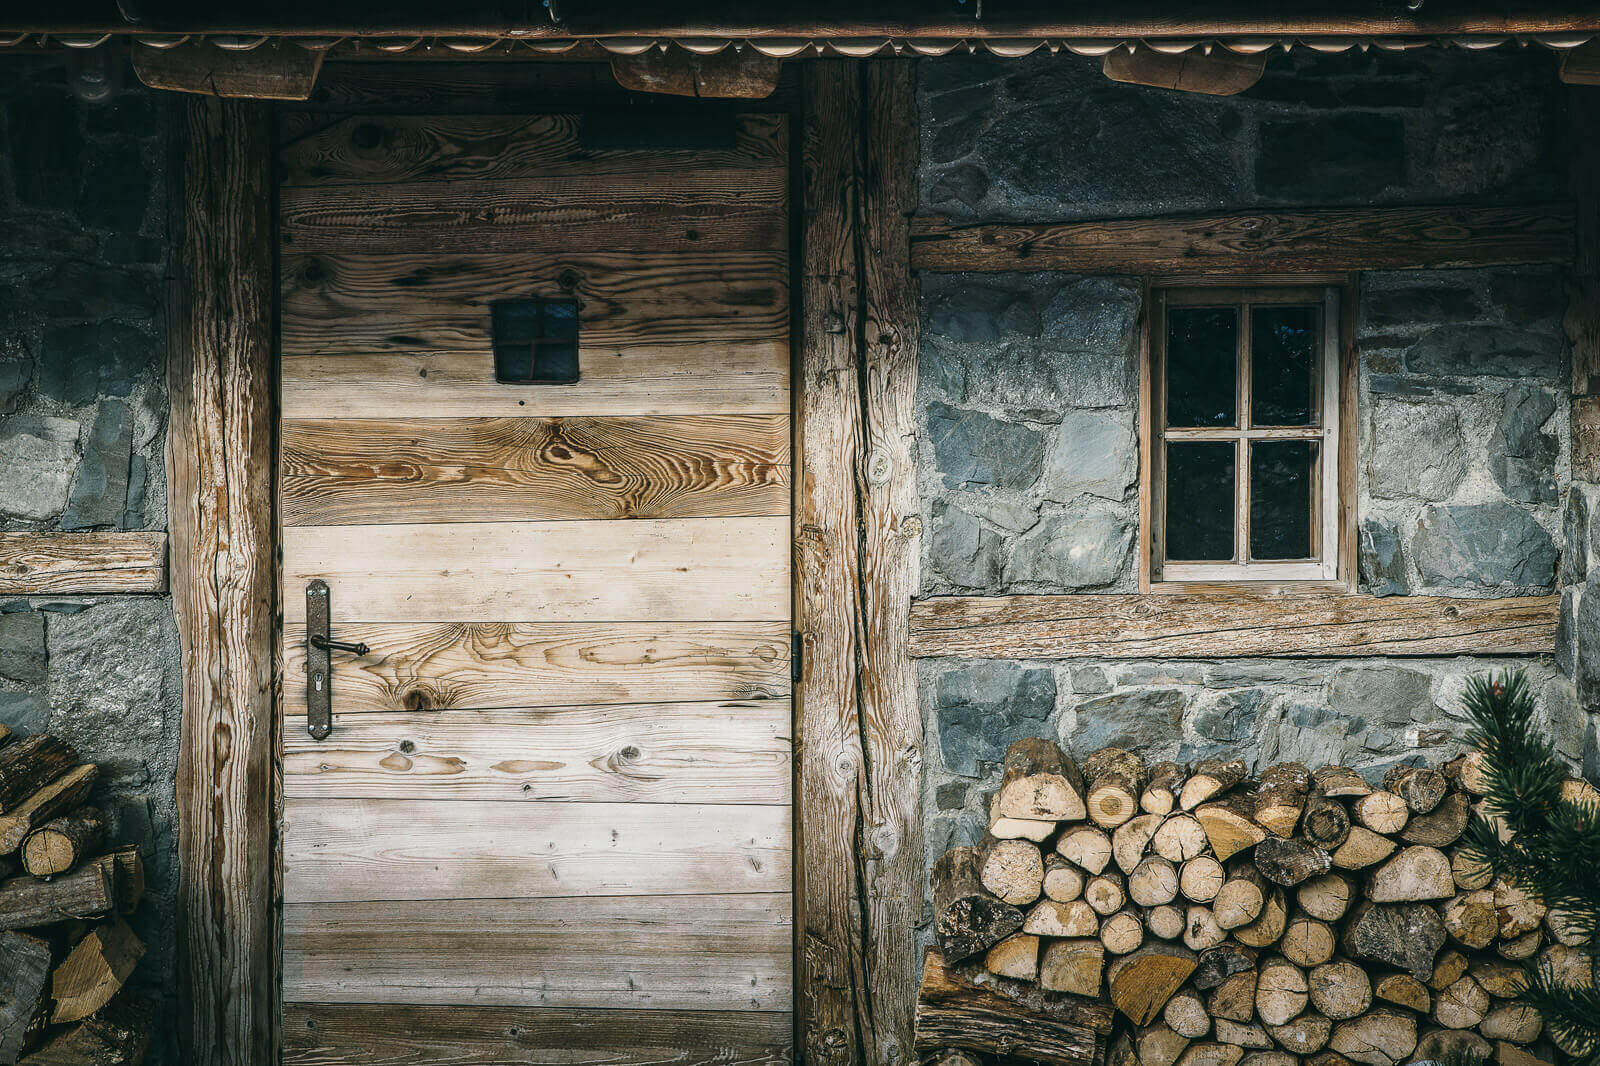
[1568,86,1600,739]
[798,59,924,1065]
[167,96,277,1066]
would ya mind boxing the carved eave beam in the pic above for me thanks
[610,46,782,98]
[131,39,322,100]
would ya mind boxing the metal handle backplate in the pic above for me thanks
[306,580,369,741]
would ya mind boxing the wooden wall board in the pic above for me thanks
[281,414,790,526]
[280,799,790,903]
[0,531,168,594]
[280,249,788,356]
[279,170,787,254]
[282,894,791,1010]
[909,203,1575,275]
[280,620,790,715]
[282,1003,793,1066]
[908,593,1559,659]
[281,517,790,623]
[278,112,786,186]
[282,700,792,803]
[280,343,790,419]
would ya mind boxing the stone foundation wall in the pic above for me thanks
[0,57,179,1065]
[914,46,1593,936]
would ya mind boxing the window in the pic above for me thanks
[1148,285,1345,584]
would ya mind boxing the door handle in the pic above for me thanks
[305,579,369,741]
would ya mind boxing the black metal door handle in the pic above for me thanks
[305,580,370,741]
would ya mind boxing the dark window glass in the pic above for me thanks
[1166,307,1237,428]
[1165,442,1236,561]
[1250,441,1316,560]
[1251,305,1318,426]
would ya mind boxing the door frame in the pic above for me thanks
[167,59,922,1066]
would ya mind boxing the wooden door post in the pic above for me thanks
[168,96,278,1066]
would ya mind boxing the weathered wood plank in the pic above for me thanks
[280,249,787,356]
[908,593,1559,659]
[282,1003,792,1066]
[278,112,786,186]
[282,700,791,803]
[281,414,789,526]
[279,169,787,254]
[854,58,924,1066]
[168,96,277,1066]
[282,517,790,624]
[281,620,790,715]
[796,59,869,1066]
[1568,87,1600,398]
[280,343,790,419]
[283,894,791,1010]
[281,799,789,903]
[0,532,167,594]
[909,203,1574,274]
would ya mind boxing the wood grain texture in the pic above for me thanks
[281,414,789,526]
[280,343,789,419]
[282,1003,792,1066]
[280,799,789,903]
[280,249,787,356]
[0,532,168,594]
[282,620,791,715]
[279,169,787,254]
[283,894,791,1009]
[282,517,790,623]
[797,60,869,1066]
[1569,87,1600,398]
[279,113,785,187]
[908,593,1559,659]
[909,204,1574,274]
[168,97,277,1066]
[282,700,791,803]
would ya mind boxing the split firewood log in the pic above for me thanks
[988,791,1056,842]
[1129,856,1180,908]
[1043,854,1085,903]
[1440,888,1497,949]
[1232,887,1288,949]
[1297,872,1354,921]
[1143,762,1187,816]
[1495,1040,1553,1066]
[1281,914,1336,968]
[1415,1028,1491,1063]
[917,949,1108,1064]
[1086,748,1148,828]
[1057,825,1114,875]
[1312,766,1370,798]
[1383,765,1446,815]
[978,836,1045,906]
[985,932,1041,981]
[1545,906,1588,947]
[0,852,118,932]
[1479,1003,1543,1043]
[1541,943,1596,990]
[1341,900,1445,979]
[932,846,1024,963]
[1399,791,1469,847]
[1469,958,1524,998]
[1109,1028,1139,1066]
[1107,941,1198,1026]
[1040,937,1106,998]
[1450,847,1492,890]
[1194,799,1265,862]
[924,1051,985,1066]
[1174,1042,1244,1066]
[1239,1052,1296,1066]
[1493,877,1547,939]
[1352,791,1408,835]
[1085,870,1128,916]
[1266,1011,1332,1055]
[19,994,152,1066]
[1429,949,1469,991]
[1163,987,1209,1038]
[1256,956,1309,1026]
[1179,856,1225,904]
[1441,751,1490,795]
[1253,838,1330,887]
[1025,898,1101,938]
[1328,827,1396,871]
[1212,1018,1270,1050]
[1496,929,1543,961]
[1211,862,1265,930]
[1432,974,1489,1029]
[1207,969,1257,1024]
[1308,959,1372,1020]
[1252,763,1310,838]
[0,930,51,1062]
[1300,787,1351,850]
[1115,813,1167,875]
[1101,909,1146,956]
[1153,815,1210,864]
[20,806,104,879]
[1327,1009,1417,1066]
[1373,972,1431,1013]
[0,735,76,814]
[50,921,144,1024]
[999,737,1086,822]
[1138,1021,1192,1066]
[1146,903,1186,941]
[946,952,1115,1034]
[1367,846,1453,902]
[1183,905,1226,951]
[1192,943,1255,990]
[0,765,98,854]
[1181,759,1249,811]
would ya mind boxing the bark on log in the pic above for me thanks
[1312,766,1370,798]
[1442,752,1490,796]
[1301,787,1351,851]
[20,808,104,880]
[1192,943,1256,990]
[1107,942,1199,1026]
[916,949,1102,1065]
[933,846,1024,963]
[0,737,75,815]
[1253,764,1310,839]
[1254,838,1331,887]
[0,853,117,931]
[0,931,51,1063]
[948,954,1115,1033]
[1086,748,1147,828]
[19,995,152,1066]
[1000,737,1086,822]
[1341,900,1446,979]
[1143,763,1187,816]
[1382,766,1446,815]
[1181,760,1249,811]
[50,922,144,1025]
[0,766,98,855]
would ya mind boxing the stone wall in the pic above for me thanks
[914,46,1592,926]
[0,56,179,1064]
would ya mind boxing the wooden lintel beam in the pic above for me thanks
[909,203,1575,275]
[609,47,782,98]
[908,593,1559,660]
[0,532,167,595]
[132,40,323,101]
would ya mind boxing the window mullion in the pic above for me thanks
[1237,302,1251,565]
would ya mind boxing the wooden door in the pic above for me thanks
[275,109,793,1064]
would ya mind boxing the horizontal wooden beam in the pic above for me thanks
[909,203,1574,275]
[908,593,1558,659]
[0,532,168,595]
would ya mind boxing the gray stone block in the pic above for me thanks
[0,610,46,685]
[63,399,134,530]
[0,350,30,415]
[1070,665,1110,695]
[1039,277,1141,352]
[37,322,158,405]
[1403,324,1563,379]
[1359,282,1484,333]
[1488,385,1559,505]
[1257,115,1406,201]
[1366,399,1466,501]
[926,402,1044,492]
[0,690,48,734]
[1360,518,1409,596]
[1412,502,1558,590]
[1067,688,1188,753]
[1579,574,1600,713]
[1563,488,1591,587]
[1557,587,1577,678]
[935,781,970,811]
[929,499,1003,591]
[0,414,80,522]
[933,661,1056,776]
[1042,410,1137,504]
[1192,689,1268,746]
[1004,506,1133,590]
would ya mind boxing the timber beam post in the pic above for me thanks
[168,97,277,1066]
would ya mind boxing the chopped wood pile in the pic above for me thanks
[919,737,1587,1066]
[0,727,150,1066]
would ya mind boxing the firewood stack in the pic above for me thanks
[919,736,1587,1066]
[0,727,151,1066]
